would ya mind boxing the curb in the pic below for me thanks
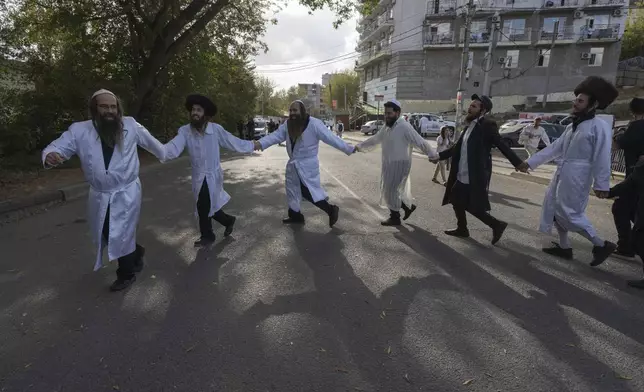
[0,156,191,215]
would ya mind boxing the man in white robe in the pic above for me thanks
[162,94,255,247]
[518,76,618,266]
[356,99,439,226]
[42,89,166,291]
[255,100,356,227]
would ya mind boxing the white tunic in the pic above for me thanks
[162,122,254,218]
[258,117,355,212]
[357,117,438,210]
[41,117,166,271]
[526,117,612,236]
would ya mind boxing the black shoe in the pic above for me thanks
[133,246,145,273]
[542,242,573,260]
[402,204,417,221]
[590,241,617,267]
[445,228,469,238]
[614,247,635,258]
[627,279,644,289]
[110,275,136,292]
[282,217,305,224]
[381,217,402,226]
[491,221,508,245]
[194,235,216,247]
[329,205,339,228]
[224,216,236,237]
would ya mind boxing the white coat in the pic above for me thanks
[526,117,612,237]
[357,117,438,210]
[162,122,254,217]
[41,117,166,271]
[258,117,355,212]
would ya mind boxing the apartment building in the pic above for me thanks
[298,83,327,116]
[355,0,628,113]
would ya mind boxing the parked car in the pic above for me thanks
[253,119,267,140]
[361,120,384,135]
[499,123,566,149]
[499,119,551,133]
[408,113,456,136]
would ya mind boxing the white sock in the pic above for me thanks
[578,230,605,247]
[556,227,571,249]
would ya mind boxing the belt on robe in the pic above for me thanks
[90,177,140,204]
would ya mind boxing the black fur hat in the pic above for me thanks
[630,97,644,115]
[185,94,217,116]
[573,76,618,110]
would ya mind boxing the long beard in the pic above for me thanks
[465,112,479,122]
[385,116,398,127]
[191,116,207,132]
[95,115,123,148]
[287,116,305,138]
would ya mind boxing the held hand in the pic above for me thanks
[516,161,530,173]
[253,141,262,151]
[353,146,360,153]
[429,157,439,164]
[45,152,64,167]
[594,190,609,199]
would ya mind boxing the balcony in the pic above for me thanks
[536,23,620,43]
[423,29,456,47]
[356,44,392,68]
[426,0,460,18]
[584,0,626,8]
[476,0,547,13]
[359,12,394,43]
[498,27,533,44]
[541,0,584,10]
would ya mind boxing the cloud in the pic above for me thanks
[253,2,359,90]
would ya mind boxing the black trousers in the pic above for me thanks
[451,181,502,230]
[197,179,235,238]
[612,193,637,252]
[102,205,142,280]
[389,202,411,219]
[288,181,334,218]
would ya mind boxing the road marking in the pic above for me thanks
[320,166,386,220]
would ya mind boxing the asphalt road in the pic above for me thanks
[1,143,644,392]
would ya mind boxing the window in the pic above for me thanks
[589,47,604,66]
[376,63,381,78]
[502,19,526,41]
[505,50,520,68]
[537,49,550,67]
[385,60,389,74]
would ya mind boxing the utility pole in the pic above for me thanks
[344,85,347,110]
[482,20,500,96]
[329,83,334,121]
[542,20,559,109]
[455,0,475,139]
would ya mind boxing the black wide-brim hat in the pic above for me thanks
[630,97,644,114]
[185,94,217,116]
[573,76,618,110]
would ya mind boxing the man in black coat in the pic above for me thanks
[433,94,524,244]
[611,97,644,257]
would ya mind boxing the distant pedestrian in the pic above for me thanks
[518,117,549,157]
[432,126,452,185]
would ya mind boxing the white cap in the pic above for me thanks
[91,89,116,99]
[385,99,402,110]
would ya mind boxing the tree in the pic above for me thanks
[322,70,360,111]
[621,10,644,60]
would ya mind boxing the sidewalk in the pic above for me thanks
[342,131,622,188]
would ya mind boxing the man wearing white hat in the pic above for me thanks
[355,99,439,226]
[42,89,167,291]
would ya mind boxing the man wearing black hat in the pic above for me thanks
[519,76,618,266]
[432,94,523,244]
[610,98,644,257]
[162,94,256,246]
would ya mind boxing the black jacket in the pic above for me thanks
[609,161,644,231]
[614,119,644,176]
[439,117,523,212]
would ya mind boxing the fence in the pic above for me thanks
[616,68,644,88]
[611,148,626,175]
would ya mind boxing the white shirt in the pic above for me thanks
[457,118,478,184]
[357,117,438,162]
[519,124,550,150]
[436,134,452,153]
[419,117,431,133]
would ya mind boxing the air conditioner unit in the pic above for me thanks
[581,52,590,59]
[574,10,584,19]
[613,9,623,17]
[498,56,506,64]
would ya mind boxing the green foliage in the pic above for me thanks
[622,10,644,60]
[323,69,360,111]
[0,0,362,165]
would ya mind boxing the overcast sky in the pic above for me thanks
[253,2,359,90]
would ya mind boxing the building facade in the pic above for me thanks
[298,83,328,116]
[355,0,628,113]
